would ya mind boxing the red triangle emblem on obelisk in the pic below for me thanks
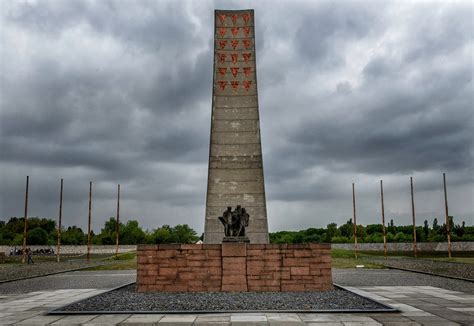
[218,27,226,37]
[231,53,238,64]
[218,14,226,25]
[218,81,228,90]
[219,40,227,49]
[231,81,239,91]
[231,14,238,25]
[217,53,227,63]
[231,67,239,77]
[243,27,251,37]
[242,53,252,62]
[242,13,251,25]
[218,68,227,76]
[243,80,252,91]
[231,40,239,49]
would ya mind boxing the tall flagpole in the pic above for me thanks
[443,173,452,259]
[380,180,387,258]
[87,181,92,261]
[352,183,358,259]
[115,184,120,259]
[22,176,29,263]
[57,178,63,262]
[410,177,417,258]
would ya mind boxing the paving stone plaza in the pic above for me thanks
[0,269,472,325]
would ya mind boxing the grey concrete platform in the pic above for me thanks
[0,270,472,325]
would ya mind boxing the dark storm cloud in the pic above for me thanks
[0,1,472,232]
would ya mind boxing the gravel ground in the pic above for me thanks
[56,284,388,312]
[0,270,136,294]
[366,257,473,280]
[333,268,474,293]
[0,261,108,283]
[2,267,473,295]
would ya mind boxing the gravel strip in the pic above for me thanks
[366,257,473,280]
[333,268,474,293]
[54,284,389,313]
[0,270,136,294]
[0,261,109,282]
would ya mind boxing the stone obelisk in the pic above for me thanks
[204,9,269,244]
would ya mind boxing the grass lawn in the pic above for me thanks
[330,248,385,269]
[82,252,137,270]
[27,248,471,271]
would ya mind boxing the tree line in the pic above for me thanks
[270,217,473,244]
[0,217,199,245]
[0,216,472,246]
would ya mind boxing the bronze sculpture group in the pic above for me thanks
[218,205,249,237]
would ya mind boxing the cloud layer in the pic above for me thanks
[1,1,472,233]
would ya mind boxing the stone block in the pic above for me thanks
[211,131,260,145]
[214,95,258,108]
[281,283,305,291]
[290,266,310,276]
[181,244,202,250]
[159,267,178,277]
[137,240,332,292]
[213,107,259,120]
[207,180,265,195]
[222,243,247,256]
[222,284,248,292]
[208,155,263,169]
[222,274,247,285]
[210,143,262,156]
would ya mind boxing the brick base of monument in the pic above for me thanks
[137,243,332,292]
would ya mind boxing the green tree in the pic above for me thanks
[27,227,49,245]
[171,224,199,243]
[121,220,146,244]
[151,226,172,244]
[61,226,87,245]
[423,220,429,237]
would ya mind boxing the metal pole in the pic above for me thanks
[352,183,358,259]
[22,176,29,264]
[57,178,63,263]
[87,181,92,261]
[380,180,387,258]
[443,173,452,259]
[410,177,417,258]
[115,184,120,259]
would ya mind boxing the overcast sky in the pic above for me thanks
[0,0,472,234]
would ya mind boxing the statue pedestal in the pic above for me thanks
[222,236,250,243]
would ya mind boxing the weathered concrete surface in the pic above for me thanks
[204,9,269,244]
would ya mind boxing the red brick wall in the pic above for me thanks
[137,243,332,292]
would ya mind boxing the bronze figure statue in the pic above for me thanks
[219,205,249,237]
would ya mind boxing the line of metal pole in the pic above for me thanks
[443,173,452,259]
[57,178,63,263]
[22,176,29,264]
[352,183,358,259]
[87,181,92,261]
[410,177,417,258]
[115,184,120,259]
[380,180,387,258]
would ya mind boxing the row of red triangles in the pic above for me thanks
[217,27,252,37]
[217,80,252,91]
[217,53,252,63]
[217,13,251,25]
[218,67,252,77]
[218,39,252,50]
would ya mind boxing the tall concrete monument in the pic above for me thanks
[204,10,269,244]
